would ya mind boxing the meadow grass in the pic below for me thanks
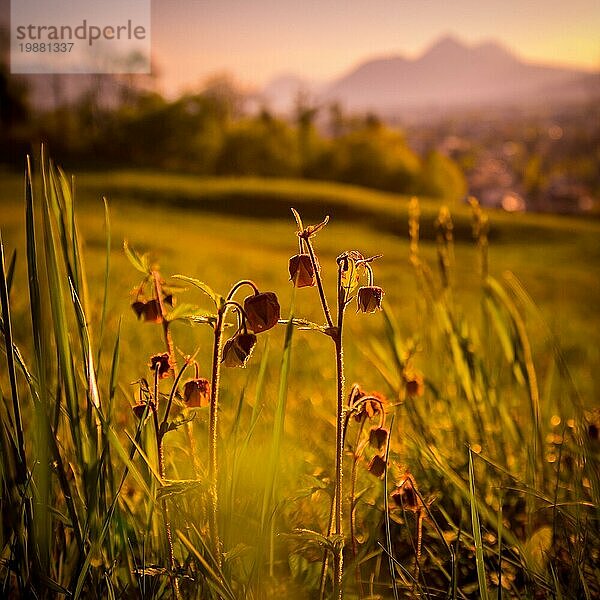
[0,163,599,598]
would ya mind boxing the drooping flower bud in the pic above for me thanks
[357,286,384,313]
[351,387,386,422]
[391,475,421,511]
[183,378,211,408]
[288,254,317,288]
[149,352,171,379]
[404,371,424,398]
[131,301,146,319]
[368,454,387,478]
[369,427,389,451]
[143,299,163,323]
[222,333,257,368]
[132,402,150,419]
[244,292,280,333]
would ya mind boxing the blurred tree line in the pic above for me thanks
[0,64,466,200]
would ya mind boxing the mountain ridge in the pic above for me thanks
[262,35,596,115]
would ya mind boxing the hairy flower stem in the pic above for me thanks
[209,309,225,568]
[152,367,180,599]
[350,419,366,598]
[304,237,334,330]
[333,258,346,600]
[305,238,346,599]
[152,270,177,375]
[208,291,249,568]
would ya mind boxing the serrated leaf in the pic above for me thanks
[132,566,168,577]
[279,318,328,332]
[287,475,330,501]
[165,303,217,323]
[285,528,344,555]
[156,479,203,500]
[286,528,332,549]
[187,315,219,327]
[123,240,150,274]
[165,411,198,433]
[161,282,189,294]
[172,275,224,310]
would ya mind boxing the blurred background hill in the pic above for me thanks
[1,0,599,213]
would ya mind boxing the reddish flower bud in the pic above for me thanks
[404,372,424,398]
[288,254,317,288]
[391,475,421,511]
[368,454,387,478]
[143,299,163,323]
[369,427,389,451]
[222,333,257,368]
[132,403,149,419]
[149,353,171,379]
[183,378,211,408]
[357,286,384,313]
[351,388,386,422]
[244,292,280,333]
[131,301,146,319]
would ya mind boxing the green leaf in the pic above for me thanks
[5,249,16,296]
[469,450,490,600]
[172,274,224,310]
[161,282,189,294]
[157,479,203,500]
[164,302,217,324]
[165,411,199,433]
[123,239,150,274]
[176,530,236,600]
[279,317,328,332]
[286,528,334,551]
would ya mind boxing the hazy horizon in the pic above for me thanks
[150,0,600,95]
[2,0,598,96]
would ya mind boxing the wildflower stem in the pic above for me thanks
[305,236,334,330]
[208,307,226,567]
[226,279,259,300]
[159,358,192,436]
[333,258,346,600]
[152,270,177,375]
[350,419,366,598]
[152,366,180,599]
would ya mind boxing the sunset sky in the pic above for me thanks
[152,0,600,95]
[2,0,598,93]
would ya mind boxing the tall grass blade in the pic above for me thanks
[469,449,489,600]
[383,415,399,600]
[260,286,296,576]
[96,197,111,372]
[5,249,16,296]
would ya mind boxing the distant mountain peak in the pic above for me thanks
[263,34,591,116]
[473,39,518,62]
[425,34,467,53]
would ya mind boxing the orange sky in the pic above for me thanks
[150,0,600,95]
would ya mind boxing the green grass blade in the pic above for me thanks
[469,449,489,600]
[5,249,16,296]
[176,530,236,600]
[96,198,111,372]
[260,286,296,574]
